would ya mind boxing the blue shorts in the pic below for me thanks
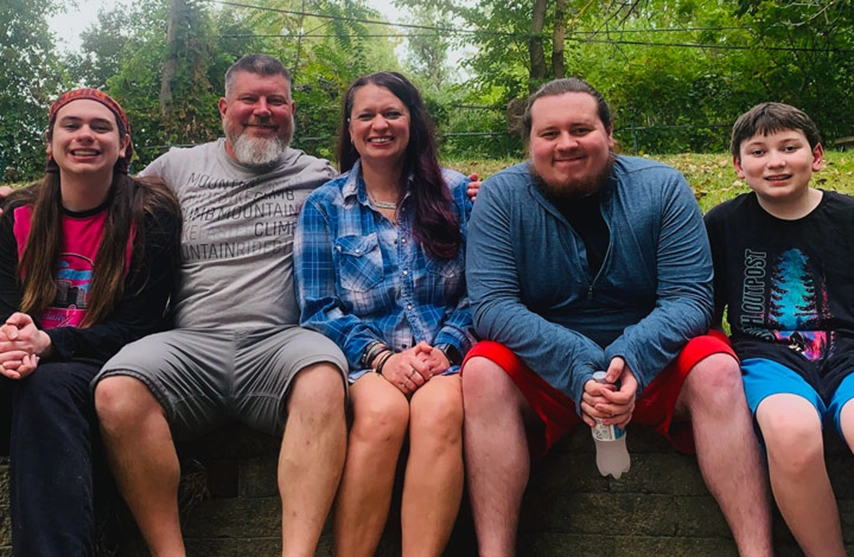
[742,357,854,441]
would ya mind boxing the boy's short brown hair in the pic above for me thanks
[730,102,822,160]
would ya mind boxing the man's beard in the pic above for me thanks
[530,154,615,199]
[224,119,292,167]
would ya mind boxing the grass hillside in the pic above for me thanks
[446,150,854,213]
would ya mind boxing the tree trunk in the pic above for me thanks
[160,0,184,118]
[553,0,567,78]
[529,0,548,92]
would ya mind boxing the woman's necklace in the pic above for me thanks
[369,192,398,210]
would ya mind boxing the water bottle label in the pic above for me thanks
[591,420,625,442]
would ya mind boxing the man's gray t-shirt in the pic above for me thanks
[142,139,337,330]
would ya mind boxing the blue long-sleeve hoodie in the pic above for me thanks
[466,155,713,413]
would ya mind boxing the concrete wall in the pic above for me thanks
[2,424,853,556]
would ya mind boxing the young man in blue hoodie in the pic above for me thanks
[463,78,772,557]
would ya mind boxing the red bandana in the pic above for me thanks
[46,88,133,174]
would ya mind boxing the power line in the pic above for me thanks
[213,0,466,34]
[221,25,757,39]
[209,0,826,38]
[211,0,757,37]
[582,37,854,53]
[210,0,854,54]
[219,34,854,55]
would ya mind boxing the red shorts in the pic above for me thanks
[462,330,735,458]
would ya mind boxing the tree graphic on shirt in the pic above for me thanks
[768,249,827,360]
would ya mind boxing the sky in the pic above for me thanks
[48,0,125,53]
[48,0,402,53]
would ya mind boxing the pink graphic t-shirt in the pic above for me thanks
[13,205,132,329]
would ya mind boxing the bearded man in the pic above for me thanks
[461,78,773,557]
[92,54,349,557]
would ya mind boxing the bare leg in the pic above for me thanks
[95,376,185,557]
[839,398,854,451]
[462,357,537,557]
[756,394,844,556]
[279,362,347,557]
[333,374,410,557]
[401,375,464,557]
[676,353,773,557]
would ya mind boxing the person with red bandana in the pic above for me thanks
[0,88,182,556]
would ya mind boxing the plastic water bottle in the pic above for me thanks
[590,371,631,479]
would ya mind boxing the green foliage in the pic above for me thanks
[0,0,66,181]
[441,150,854,214]
[455,0,538,103]
[7,0,854,170]
[444,0,854,157]
[430,90,524,160]
[65,0,226,168]
[250,0,402,161]
[393,0,455,94]
[567,1,743,152]
[59,0,400,168]
[732,0,854,144]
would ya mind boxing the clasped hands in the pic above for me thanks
[0,312,50,380]
[379,341,451,396]
[579,357,638,429]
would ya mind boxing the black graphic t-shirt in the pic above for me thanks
[705,190,854,400]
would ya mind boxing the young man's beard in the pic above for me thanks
[530,154,616,199]
[223,119,293,167]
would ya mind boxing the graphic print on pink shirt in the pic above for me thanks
[39,253,95,328]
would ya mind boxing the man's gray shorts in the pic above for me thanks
[92,326,348,440]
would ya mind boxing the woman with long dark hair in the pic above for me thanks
[295,72,475,556]
[0,88,182,556]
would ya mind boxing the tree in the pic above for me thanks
[456,0,643,100]
[393,0,455,94]
[66,8,138,90]
[0,0,65,181]
[69,0,265,168]
[161,0,188,118]
[529,0,548,85]
[552,0,568,79]
[731,0,854,142]
[235,0,400,159]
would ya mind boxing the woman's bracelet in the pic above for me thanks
[362,342,389,368]
[374,351,394,376]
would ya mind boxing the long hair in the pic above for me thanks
[10,174,181,327]
[336,72,461,260]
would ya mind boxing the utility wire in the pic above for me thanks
[209,0,824,38]
[220,34,853,54]
[210,0,853,53]
[214,0,464,34]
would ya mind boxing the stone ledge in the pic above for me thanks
[2,425,853,555]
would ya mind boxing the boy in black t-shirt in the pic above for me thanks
[705,103,854,557]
